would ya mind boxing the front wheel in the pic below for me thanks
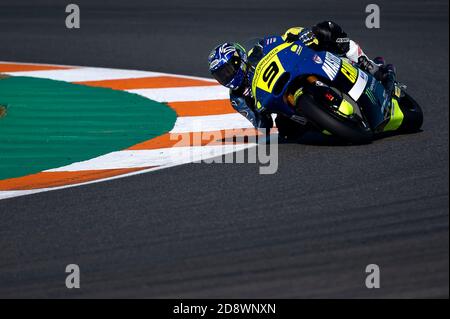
[397,92,423,133]
[298,94,373,144]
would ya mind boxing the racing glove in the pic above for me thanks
[298,29,319,46]
[283,27,320,47]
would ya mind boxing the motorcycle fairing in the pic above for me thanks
[250,36,391,130]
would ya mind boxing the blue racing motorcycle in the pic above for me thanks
[250,36,423,144]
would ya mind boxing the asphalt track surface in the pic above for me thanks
[0,0,448,298]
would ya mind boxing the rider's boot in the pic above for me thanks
[357,56,380,76]
[373,56,385,66]
[381,64,397,98]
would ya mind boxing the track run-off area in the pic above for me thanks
[0,61,264,200]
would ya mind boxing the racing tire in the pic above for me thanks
[397,93,423,133]
[298,94,373,144]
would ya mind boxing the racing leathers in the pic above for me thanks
[230,21,396,139]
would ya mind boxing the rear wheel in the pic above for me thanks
[298,94,373,144]
[398,93,423,133]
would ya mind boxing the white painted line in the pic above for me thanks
[0,60,217,83]
[3,67,162,82]
[46,144,255,172]
[128,85,229,102]
[170,113,253,133]
[0,190,37,200]
[0,61,262,201]
[0,135,276,202]
[0,60,73,68]
[0,140,262,201]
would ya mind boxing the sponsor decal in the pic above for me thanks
[341,60,358,83]
[365,89,377,104]
[325,93,335,102]
[322,52,341,80]
[219,44,235,56]
[290,114,308,125]
[348,70,369,101]
[290,44,303,56]
[315,80,327,87]
[266,37,278,45]
[336,37,350,43]
[243,87,253,98]
[209,59,220,70]
[313,54,323,64]
[381,94,391,116]
[369,77,376,91]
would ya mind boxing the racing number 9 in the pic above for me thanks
[262,61,280,90]
[254,51,286,94]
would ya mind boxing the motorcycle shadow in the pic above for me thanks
[373,129,424,141]
[282,131,352,146]
[280,129,423,146]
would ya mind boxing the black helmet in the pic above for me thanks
[313,21,350,54]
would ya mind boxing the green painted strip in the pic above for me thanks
[0,76,176,180]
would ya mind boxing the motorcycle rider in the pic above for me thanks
[208,21,397,140]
